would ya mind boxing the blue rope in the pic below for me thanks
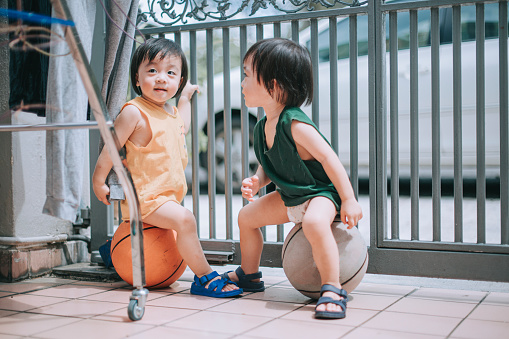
[0,8,75,27]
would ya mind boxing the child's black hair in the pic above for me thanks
[130,38,188,98]
[244,38,313,107]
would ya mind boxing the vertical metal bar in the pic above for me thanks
[500,0,509,245]
[310,18,319,126]
[240,25,249,208]
[223,27,233,239]
[174,32,181,47]
[190,31,200,235]
[453,5,463,243]
[206,28,216,239]
[410,9,419,240]
[431,7,441,242]
[256,24,264,127]
[255,24,266,240]
[273,22,284,242]
[349,15,359,198]
[389,10,399,240]
[273,22,281,38]
[330,16,339,154]
[476,3,486,244]
[292,20,299,43]
[369,0,387,248]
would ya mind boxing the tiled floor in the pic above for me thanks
[0,266,508,339]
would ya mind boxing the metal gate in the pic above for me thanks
[126,0,509,282]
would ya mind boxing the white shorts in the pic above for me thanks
[287,200,310,223]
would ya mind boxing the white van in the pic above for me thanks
[193,1,503,192]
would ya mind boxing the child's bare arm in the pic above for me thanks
[177,81,199,134]
[291,121,363,228]
[92,105,142,205]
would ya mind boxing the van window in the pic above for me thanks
[313,10,431,62]
[461,3,500,41]
[441,3,504,44]
[396,10,431,50]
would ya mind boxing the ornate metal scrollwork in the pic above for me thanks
[141,0,368,26]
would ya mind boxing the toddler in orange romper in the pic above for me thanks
[93,38,242,297]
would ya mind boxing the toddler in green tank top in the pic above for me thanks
[222,38,363,319]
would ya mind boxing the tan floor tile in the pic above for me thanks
[128,326,230,339]
[121,280,191,293]
[27,285,112,299]
[0,313,80,336]
[363,311,462,336]
[149,280,192,292]
[0,292,13,298]
[81,288,170,303]
[343,327,445,339]
[468,304,509,322]
[209,298,302,318]
[347,293,402,311]
[353,282,417,296]
[28,277,78,284]
[32,318,153,339]
[483,292,509,306]
[0,334,23,339]
[259,275,289,286]
[242,318,353,339]
[71,280,129,288]
[0,283,56,294]
[410,288,487,303]
[0,310,16,318]
[30,299,125,318]
[145,292,233,310]
[93,305,199,324]
[281,303,378,326]
[450,319,509,339]
[277,280,295,288]
[0,294,66,312]
[168,309,272,335]
[244,286,312,304]
[387,297,476,318]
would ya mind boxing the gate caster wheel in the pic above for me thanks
[128,299,145,321]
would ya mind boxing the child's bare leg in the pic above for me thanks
[144,201,237,292]
[301,197,343,313]
[228,191,288,281]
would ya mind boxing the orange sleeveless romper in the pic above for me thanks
[120,96,188,221]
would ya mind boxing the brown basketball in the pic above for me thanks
[282,221,368,299]
[110,221,186,289]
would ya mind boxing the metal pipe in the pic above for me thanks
[453,5,463,243]
[410,9,419,241]
[206,28,217,239]
[476,3,486,244]
[431,6,441,242]
[389,10,399,240]
[349,14,359,199]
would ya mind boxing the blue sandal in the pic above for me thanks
[190,271,243,298]
[315,284,348,319]
[221,267,265,292]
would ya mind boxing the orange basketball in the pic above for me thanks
[110,221,186,289]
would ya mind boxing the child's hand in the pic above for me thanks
[180,81,199,101]
[241,175,260,202]
[93,182,111,206]
[340,198,363,229]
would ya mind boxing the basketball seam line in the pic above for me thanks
[281,226,302,259]
[147,259,185,289]
[111,225,159,254]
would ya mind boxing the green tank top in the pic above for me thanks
[254,106,341,210]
